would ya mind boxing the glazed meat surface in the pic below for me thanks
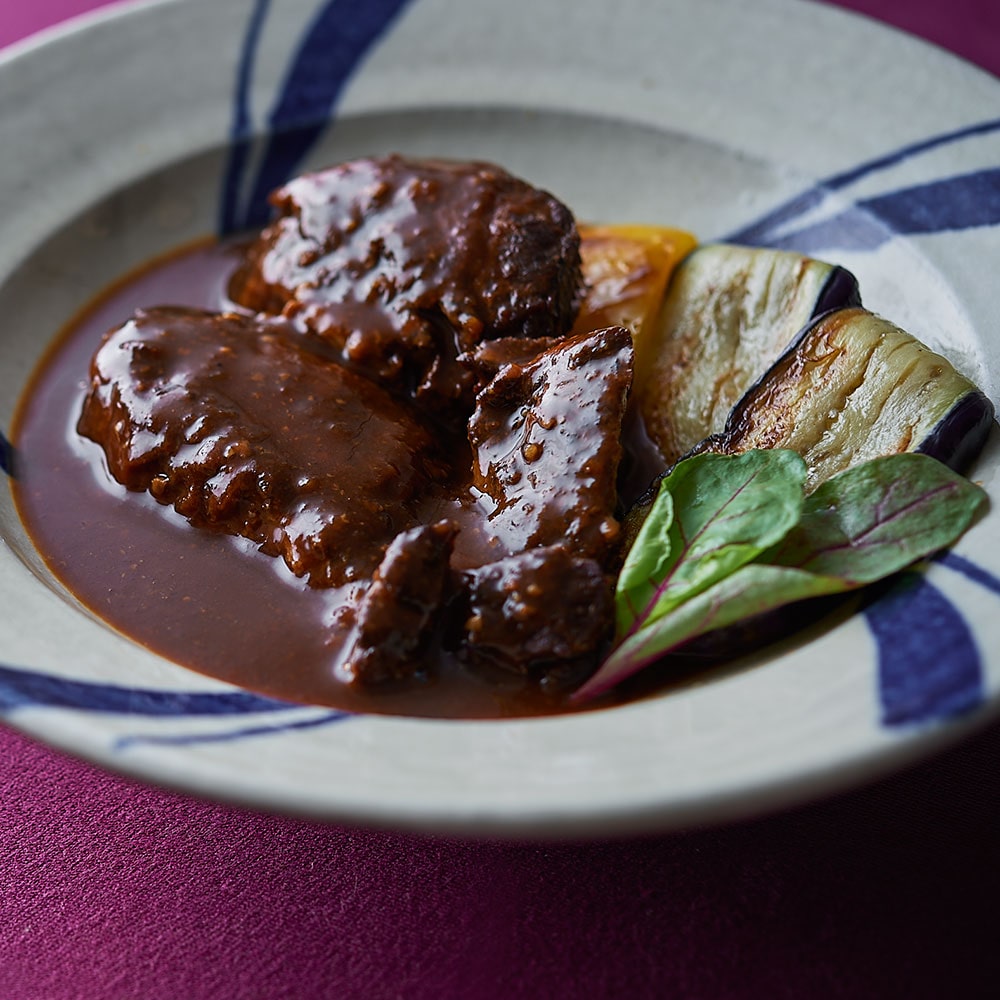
[468,325,634,566]
[460,545,615,679]
[340,520,459,685]
[78,307,450,587]
[77,158,637,691]
[229,155,582,418]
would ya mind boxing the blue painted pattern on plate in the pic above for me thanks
[113,710,348,751]
[3,0,999,748]
[726,117,1000,247]
[221,0,415,232]
[865,571,984,725]
[0,661,350,749]
[746,167,1000,253]
[937,550,1000,598]
[0,430,14,476]
[219,0,272,235]
[726,115,1000,725]
[0,662,295,715]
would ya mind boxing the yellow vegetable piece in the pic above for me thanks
[573,224,697,370]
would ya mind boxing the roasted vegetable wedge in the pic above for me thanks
[638,243,860,464]
[621,301,994,664]
[573,223,697,342]
[689,306,995,491]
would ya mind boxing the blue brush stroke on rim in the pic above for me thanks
[747,167,1000,253]
[0,431,14,477]
[726,117,1000,246]
[219,0,272,235]
[865,572,984,726]
[936,550,1000,597]
[0,661,299,716]
[0,660,351,751]
[114,710,347,751]
[222,0,415,233]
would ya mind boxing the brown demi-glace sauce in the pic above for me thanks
[13,159,689,719]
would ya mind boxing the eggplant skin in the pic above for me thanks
[814,263,862,317]
[916,389,995,474]
[637,243,860,465]
[625,306,994,548]
[690,306,995,492]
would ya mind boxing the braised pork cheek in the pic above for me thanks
[228,156,582,420]
[340,520,459,685]
[68,157,638,702]
[459,545,615,681]
[468,326,632,565]
[78,306,451,587]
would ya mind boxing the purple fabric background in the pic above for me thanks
[3,3,999,998]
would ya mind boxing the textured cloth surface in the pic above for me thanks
[2,2,999,999]
[3,719,1000,999]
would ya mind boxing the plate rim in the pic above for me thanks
[2,0,1000,836]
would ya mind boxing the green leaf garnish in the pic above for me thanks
[574,450,988,702]
[615,449,806,635]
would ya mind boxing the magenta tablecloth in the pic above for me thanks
[3,3,1000,998]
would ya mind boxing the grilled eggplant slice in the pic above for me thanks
[624,305,994,668]
[638,243,860,464]
[690,306,995,491]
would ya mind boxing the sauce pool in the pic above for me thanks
[12,240,630,719]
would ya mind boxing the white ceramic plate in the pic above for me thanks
[2,0,999,837]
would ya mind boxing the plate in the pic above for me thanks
[1,0,999,837]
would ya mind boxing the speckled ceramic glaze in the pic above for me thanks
[1,0,999,836]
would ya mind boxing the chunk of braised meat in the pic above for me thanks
[78,307,449,587]
[339,521,459,686]
[468,326,633,567]
[228,155,582,420]
[458,545,615,679]
[458,335,558,394]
